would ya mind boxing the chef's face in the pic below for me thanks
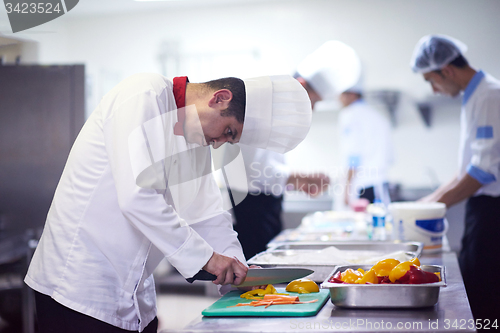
[339,92,360,107]
[306,87,322,109]
[297,77,322,108]
[184,105,243,149]
[423,69,461,97]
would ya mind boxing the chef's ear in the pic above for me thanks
[440,65,455,79]
[209,89,232,109]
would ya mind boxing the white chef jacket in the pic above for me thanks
[338,99,393,193]
[458,70,500,197]
[238,145,290,196]
[25,73,245,332]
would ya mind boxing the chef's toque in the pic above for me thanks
[239,75,312,154]
[410,34,468,74]
[296,41,362,100]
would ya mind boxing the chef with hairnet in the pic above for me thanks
[410,34,500,322]
[296,41,393,207]
[25,73,312,332]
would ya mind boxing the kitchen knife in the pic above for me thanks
[186,267,314,287]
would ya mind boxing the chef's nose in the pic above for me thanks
[212,139,225,149]
[431,84,439,94]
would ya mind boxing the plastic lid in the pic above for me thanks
[388,201,446,219]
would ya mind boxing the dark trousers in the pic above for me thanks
[34,290,158,333]
[358,183,390,204]
[359,186,376,203]
[459,195,500,324]
[232,192,283,260]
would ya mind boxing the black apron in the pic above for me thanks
[232,192,283,260]
[459,195,500,323]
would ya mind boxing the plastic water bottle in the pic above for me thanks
[370,199,387,241]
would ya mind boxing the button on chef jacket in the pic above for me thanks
[458,70,500,196]
[25,73,246,332]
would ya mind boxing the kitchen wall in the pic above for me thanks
[2,0,499,191]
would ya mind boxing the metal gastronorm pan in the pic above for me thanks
[247,241,423,282]
[321,264,446,308]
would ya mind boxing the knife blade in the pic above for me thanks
[236,267,314,287]
[186,268,314,287]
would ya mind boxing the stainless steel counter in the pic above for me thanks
[161,252,476,333]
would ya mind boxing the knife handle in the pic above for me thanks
[186,270,240,283]
[186,270,217,283]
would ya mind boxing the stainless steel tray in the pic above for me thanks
[266,228,364,247]
[321,264,447,308]
[247,241,423,282]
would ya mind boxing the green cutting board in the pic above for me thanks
[202,288,330,317]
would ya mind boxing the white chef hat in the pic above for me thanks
[239,75,312,154]
[296,41,362,100]
[410,34,468,73]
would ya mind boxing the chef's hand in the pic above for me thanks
[203,252,248,285]
[418,192,439,203]
[288,173,330,197]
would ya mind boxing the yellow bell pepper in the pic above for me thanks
[240,284,288,300]
[386,257,422,283]
[409,257,421,266]
[286,278,319,293]
[340,268,364,284]
[371,259,400,277]
[388,261,413,283]
[354,269,379,284]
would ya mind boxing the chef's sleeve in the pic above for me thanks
[190,211,246,266]
[103,89,214,279]
[466,94,500,185]
[176,168,246,265]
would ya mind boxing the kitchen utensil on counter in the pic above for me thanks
[321,264,446,308]
[186,267,314,287]
[201,288,330,317]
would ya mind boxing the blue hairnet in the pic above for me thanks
[410,35,468,73]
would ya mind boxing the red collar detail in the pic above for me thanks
[173,76,189,136]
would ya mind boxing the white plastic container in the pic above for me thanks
[388,202,447,253]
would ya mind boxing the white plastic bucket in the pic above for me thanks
[388,202,448,252]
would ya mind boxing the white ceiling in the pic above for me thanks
[67,0,275,17]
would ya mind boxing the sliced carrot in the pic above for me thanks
[263,295,299,302]
[227,297,319,308]
[295,299,319,304]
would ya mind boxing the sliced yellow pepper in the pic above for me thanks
[371,259,400,277]
[409,257,421,266]
[340,268,364,284]
[239,284,288,300]
[388,261,413,283]
[355,269,378,284]
[286,278,319,293]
